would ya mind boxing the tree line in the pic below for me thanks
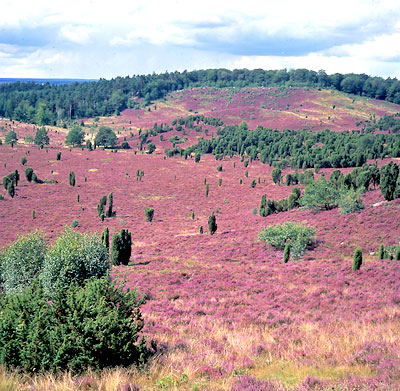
[1,68,400,125]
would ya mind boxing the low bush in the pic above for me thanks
[0,276,147,373]
[0,231,46,294]
[41,227,110,294]
[258,221,316,259]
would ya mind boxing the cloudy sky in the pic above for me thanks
[1,0,400,79]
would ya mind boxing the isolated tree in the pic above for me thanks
[65,125,85,147]
[195,153,201,163]
[352,248,363,270]
[25,168,34,182]
[101,227,109,249]
[5,130,18,146]
[378,244,385,260]
[14,170,19,187]
[34,126,50,146]
[56,151,61,161]
[147,143,156,154]
[208,213,217,235]
[95,126,117,148]
[145,208,154,222]
[7,181,15,198]
[283,243,291,263]
[69,171,75,187]
[21,157,27,165]
[271,168,282,185]
[300,177,340,211]
[97,195,107,219]
[259,194,267,217]
[380,162,399,201]
[106,192,113,217]
[110,229,132,266]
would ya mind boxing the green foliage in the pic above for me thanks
[200,226,203,234]
[147,142,156,154]
[250,179,256,188]
[95,126,117,148]
[56,151,61,160]
[378,244,385,260]
[25,167,34,182]
[7,181,15,198]
[300,177,340,211]
[271,168,282,185]
[4,131,17,145]
[34,126,49,146]
[0,231,46,294]
[101,227,109,249]
[338,189,365,214]
[120,140,130,149]
[106,192,113,217]
[0,276,147,373]
[41,227,110,294]
[258,221,316,259]
[194,153,200,163]
[283,243,291,263]
[208,213,217,235]
[206,183,209,197]
[380,161,399,201]
[353,248,363,270]
[97,195,107,219]
[110,229,132,266]
[218,178,222,187]
[21,156,27,165]
[145,207,154,222]
[71,219,79,228]
[217,164,222,172]
[69,171,75,187]
[65,125,85,147]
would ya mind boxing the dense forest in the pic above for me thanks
[1,68,400,125]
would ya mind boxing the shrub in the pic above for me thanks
[194,153,200,163]
[56,151,61,160]
[69,171,75,187]
[71,219,79,228]
[110,229,132,266]
[353,248,363,270]
[208,213,217,235]
[4,130,17,145]
[206,184,209,197]
[120,140,130,149]
[378,244,385,260]
[106,192,113,217]
[97,195,107,218]
[380,161,399,201]
[283,243,290,263]
[250,179,256,188]
[200,226,203,234]
[217,164,222,172]
[338,189,365,214]
[41,227,110,294]
[0,231,46,294]
[21,157,27,165]
[271,168,282,185]
[145,207,154,222]
[258,222,316,259]
[101,226,109,249]
[300,177,340,211]
[0,276,147,373]
[7,181,15,198]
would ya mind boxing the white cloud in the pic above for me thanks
[59,25,92,45]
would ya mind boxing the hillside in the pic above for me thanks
[0,86,400,390]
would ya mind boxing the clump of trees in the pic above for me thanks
[0,228,148,373]
[258,221,316,260]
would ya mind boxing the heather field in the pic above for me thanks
[1,87,400,390]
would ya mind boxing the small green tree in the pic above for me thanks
[69,171,75,187]
[21,157,27,165]
[378,244,385,260]
[208,213,217,235]
[271,168,282,185]
[106,192,113,217]
[352,248,363,270]
[25,168,34,182]
[95,126,117,148]
[110,229,132,266]
[101,227,109,249]
[195,153,200,163]
[4,131,17,146]
[250,179,256,188]
[65,125,85,147]
[56,151,61,161]
[97,195,107,219]
[300,178,340,211]
[147,143,156,154]
[206,183,209,197]
[283,243,291,263]
[34,126,50,146]
[380,162,399,201]
[7,181,15,198]
[145,208,154,222]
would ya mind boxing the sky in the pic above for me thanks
[1,0,400,79]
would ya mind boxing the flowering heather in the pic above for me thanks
[0,90,400,390]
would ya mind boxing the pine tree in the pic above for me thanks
[353,248,363,270]
[101,227,109,249]
[208,213,217,235]
[283,243,290,263]
[69,171,75,187]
